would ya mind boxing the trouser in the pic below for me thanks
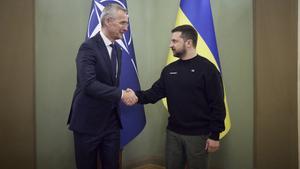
[73,128,120,169]
[166,130,208,169]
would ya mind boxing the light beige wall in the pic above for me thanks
[35,0,90,168]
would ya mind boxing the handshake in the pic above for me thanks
[121,88,138,106]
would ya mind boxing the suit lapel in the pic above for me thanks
[94,33,116,84]
[94,33,123,86]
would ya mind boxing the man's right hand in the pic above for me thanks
[121,88,138,106]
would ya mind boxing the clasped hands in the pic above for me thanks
[121,88,138,106]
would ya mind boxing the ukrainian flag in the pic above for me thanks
[164,0,231,138]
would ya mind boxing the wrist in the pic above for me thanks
[209,132,220,141]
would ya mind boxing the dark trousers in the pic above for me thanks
[73,128,120,169]
[166,130,208,169]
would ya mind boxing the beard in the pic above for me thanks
[172,48,186,58]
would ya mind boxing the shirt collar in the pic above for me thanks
[100,31,113,47]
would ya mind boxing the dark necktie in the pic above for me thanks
[110,43,117,78]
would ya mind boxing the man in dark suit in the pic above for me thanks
[68,3,137,169]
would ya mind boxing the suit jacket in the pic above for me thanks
[68,33,123,134]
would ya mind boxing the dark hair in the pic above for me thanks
[171,25,197,47]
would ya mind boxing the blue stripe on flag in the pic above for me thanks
[180,0,222,70]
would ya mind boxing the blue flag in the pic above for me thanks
[86,0,146,148]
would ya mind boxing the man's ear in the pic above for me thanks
[186,39,193,47]
[104,17,112,26]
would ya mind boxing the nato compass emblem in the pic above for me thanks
[86,0,138,74]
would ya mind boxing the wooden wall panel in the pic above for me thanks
[0,1,35,169]
[254,0,298,168]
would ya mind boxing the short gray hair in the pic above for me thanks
[100,3,127,27]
